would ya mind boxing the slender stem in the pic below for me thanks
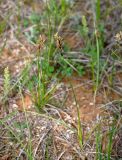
[96,0,101,22]
[70,84,83,148]
[94,30,100,103]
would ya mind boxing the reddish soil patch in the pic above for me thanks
[62,73,122,123]
[63,76,104,123]
[16,94,33,111]
[64,32,84,50]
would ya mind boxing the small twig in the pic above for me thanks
[16,149,27,160]
[57,150,66,160]
[55,136,84,159]
[34,126,52,157]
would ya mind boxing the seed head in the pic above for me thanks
[37,34,46,51]
[54,32,63,50]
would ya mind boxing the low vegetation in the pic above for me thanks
[0,0,122,159]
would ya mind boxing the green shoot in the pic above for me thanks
[96,0,101,22]
[95,125,103,160]
[71,84,83,148]
[107,124,116,160]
